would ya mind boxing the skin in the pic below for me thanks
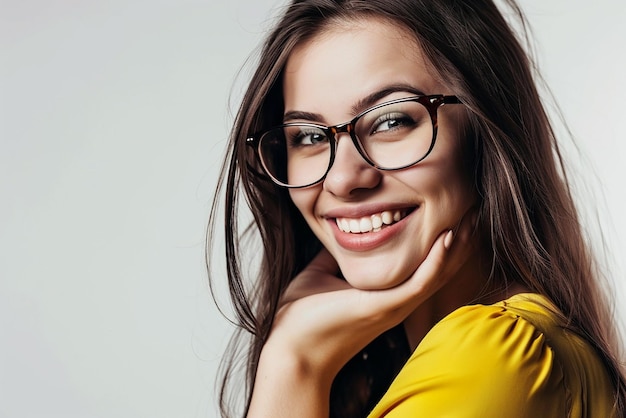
[247,18,526,418]
[285,20,476,292]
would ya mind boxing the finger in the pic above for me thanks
[375,229,452,314]
[404,206,477,295]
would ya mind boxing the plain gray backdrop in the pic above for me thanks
[1,1,625,417]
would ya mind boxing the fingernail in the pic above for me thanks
[444,229,454,250]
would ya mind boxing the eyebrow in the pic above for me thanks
[283,83,425,123]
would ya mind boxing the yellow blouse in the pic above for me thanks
[367,293,615,418]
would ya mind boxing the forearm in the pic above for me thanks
[247,344,332,418]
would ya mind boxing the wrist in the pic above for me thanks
[258,338,334,388]
[247,342,332,418]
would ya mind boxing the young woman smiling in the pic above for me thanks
[209,1,626,417]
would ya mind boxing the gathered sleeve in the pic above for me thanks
[367,303,568,418]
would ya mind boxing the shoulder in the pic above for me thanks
[421,293,554,358]
[410,294,567,412]
[368,293,614,418]
[420,293,566,369]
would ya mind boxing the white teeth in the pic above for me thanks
[335,210,407,234]
[359,217,372,233]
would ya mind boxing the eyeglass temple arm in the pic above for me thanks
[443,95,462,105]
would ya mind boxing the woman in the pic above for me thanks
[209,0,626,416]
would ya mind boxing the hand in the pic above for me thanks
[267,209,476,378]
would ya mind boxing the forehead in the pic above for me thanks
[282,17,442,120]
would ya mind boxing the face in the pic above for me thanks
[284,18,476,290]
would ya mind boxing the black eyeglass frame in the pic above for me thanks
[246,94,462,188]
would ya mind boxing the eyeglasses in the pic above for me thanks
[246,95,462,188]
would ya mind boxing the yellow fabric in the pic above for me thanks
[367,293,615,418]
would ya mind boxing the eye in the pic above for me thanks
[370,112,415,134]
[299,132,327,145]
[286,127,329,147]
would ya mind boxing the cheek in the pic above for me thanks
[436,164,477,217]
[435,128,476,196]
[288,188,318,222]
[412,152,477,225]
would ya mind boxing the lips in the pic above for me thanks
[326,206,416,252]
[335,210,407,234]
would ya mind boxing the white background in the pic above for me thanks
[1,1,624,417]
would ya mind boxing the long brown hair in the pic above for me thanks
[208,1,626,416]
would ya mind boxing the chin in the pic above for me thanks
[339,262,415,290]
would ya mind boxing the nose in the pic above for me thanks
[322,132,382,198]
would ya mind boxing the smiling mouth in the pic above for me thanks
[335,209,411,234]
